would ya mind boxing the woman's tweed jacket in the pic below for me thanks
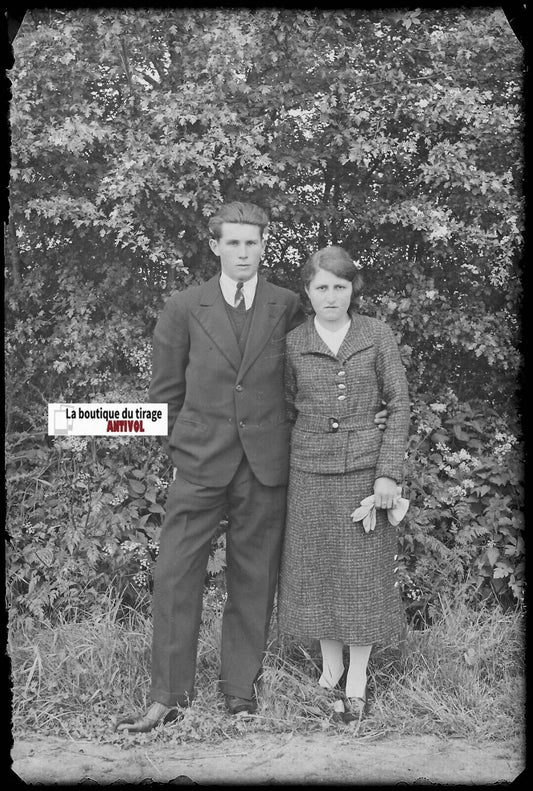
[285,313,410,482]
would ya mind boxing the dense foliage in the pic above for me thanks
[5,8,524,623]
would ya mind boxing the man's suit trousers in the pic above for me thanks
[150,455,287,705]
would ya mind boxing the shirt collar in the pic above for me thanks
[219,272,258,309]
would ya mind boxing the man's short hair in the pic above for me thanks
[208,202,270,240]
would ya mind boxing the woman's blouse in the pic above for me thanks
[313,316,351,355]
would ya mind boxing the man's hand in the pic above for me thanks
[374,476,398,509]
[374,407,388,431]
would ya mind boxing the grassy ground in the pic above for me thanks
[8,588,525,746]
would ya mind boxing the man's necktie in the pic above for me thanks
[234,281,246,312]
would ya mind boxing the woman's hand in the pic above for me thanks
[374,476,398,510]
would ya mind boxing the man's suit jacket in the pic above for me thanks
[284,314,410,482]
[149,274,302,488]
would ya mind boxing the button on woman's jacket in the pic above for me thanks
[284,313,410,481]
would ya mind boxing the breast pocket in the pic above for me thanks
[265,336,285,355]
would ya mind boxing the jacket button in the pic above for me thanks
[338,383,346,390]
[337,370,346,377]
[239,419,247,427]
[337,394,346,401]
[235,384,243,392]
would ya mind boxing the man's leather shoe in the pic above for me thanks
[114,701,184,733]
[225,695,257,715]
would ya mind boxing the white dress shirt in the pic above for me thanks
[314,316,351,355]
[219,272,258,310]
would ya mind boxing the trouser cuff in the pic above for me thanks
[219,680,256,700]
[150,688,194,708]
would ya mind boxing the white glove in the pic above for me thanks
[350,493,409,533]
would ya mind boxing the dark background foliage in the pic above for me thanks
[5,7,524,624]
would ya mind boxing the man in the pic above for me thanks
[116,202,386,732]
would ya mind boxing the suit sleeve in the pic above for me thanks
[374,323,410,483]
[284,344,298,425]
[148,295,190,459]
[288,294,306,332]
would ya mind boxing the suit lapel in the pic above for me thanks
[337,313,374,360]
[238,277,287,379]
[299,317,338,358]
[300,313,374,360]
[191,275,242,372]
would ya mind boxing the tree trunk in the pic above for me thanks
[4,219,22,287]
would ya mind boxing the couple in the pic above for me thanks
[115,201,410,732]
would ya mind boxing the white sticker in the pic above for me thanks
[47,403,168,436]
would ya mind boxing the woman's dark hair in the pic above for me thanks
[301,245,364,308]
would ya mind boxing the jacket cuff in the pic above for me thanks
[374,466,402,484]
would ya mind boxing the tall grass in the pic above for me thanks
[9,587,525,744]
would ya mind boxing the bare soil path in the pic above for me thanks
[11,732,524,785]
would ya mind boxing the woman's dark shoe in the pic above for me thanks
[225,695,257,715]
[114,701,183,733]
[340,695,366,724]
[318,682,344,709]
[328,685,367,725]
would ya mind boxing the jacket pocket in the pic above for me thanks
[172,416,208,436]
[289,429,349,473]
[345,426,382,470]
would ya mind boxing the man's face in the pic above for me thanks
[209,222,265,282]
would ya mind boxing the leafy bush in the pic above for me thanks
[6,393,523,625]
[6,425,230,625]
[397,395,523,614]
[6,433,162,622]
[7,7,523,415]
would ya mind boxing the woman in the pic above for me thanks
[278,245,410,722]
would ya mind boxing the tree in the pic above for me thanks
[6,8,523,427]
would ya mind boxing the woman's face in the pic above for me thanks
[305,267,352,330]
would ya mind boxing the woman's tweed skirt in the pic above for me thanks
[278,466,403,645]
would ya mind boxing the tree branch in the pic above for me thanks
[134,69,161,89]
[119,38,133,89]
